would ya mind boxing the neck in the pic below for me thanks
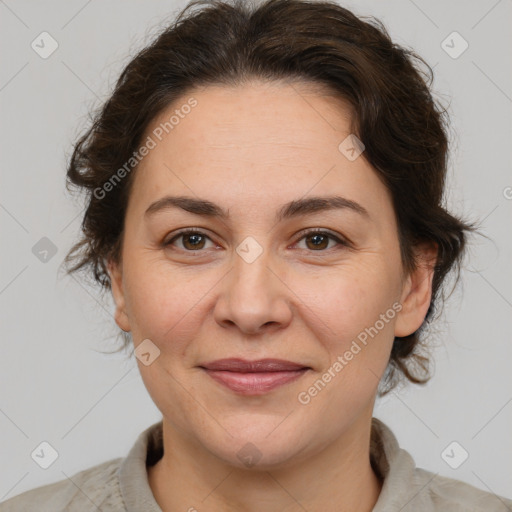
[148,414,383,512]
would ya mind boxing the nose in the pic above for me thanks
[213,246,293,336]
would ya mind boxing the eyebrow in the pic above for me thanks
[144,194,370,222]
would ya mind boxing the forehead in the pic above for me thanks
[127,81,389,220]
[161,80,355,148]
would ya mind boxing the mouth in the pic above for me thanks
[199,358,311,395]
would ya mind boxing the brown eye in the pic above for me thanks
[305,232,330,250]
[295,230,348,252]
[164,230,214,251]
[181,232,206,250]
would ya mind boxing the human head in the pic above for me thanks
[63,0,473,401]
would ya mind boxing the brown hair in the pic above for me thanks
[63,0,474,395]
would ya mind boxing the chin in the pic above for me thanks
[203,421,311,471]
[224,442,304,471]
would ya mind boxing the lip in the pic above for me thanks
[200,358,310,395]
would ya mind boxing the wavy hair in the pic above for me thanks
[63,0,475,395]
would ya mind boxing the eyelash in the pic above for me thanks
[163,228,350,253]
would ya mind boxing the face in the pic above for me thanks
[109,80,433,469]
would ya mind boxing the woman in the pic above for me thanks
[2,0,510,510]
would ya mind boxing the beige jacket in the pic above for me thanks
[1,418,510,511]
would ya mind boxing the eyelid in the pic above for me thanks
[291,227,351,248]
[164,227,217,247]
[164,227,351,251]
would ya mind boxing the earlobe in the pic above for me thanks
[394,243,437,338]
[107,260,131,333]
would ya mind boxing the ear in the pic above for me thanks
[107,259,131,333]
[394,242,438,337]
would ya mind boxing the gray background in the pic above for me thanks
[1,0,511,502]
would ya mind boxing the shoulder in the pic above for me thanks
[0,457,125,512]
[412,467,512,511]
[371,418,512,512]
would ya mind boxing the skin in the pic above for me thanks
[108,80,436,512]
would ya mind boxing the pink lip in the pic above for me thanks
[200,358,310,395]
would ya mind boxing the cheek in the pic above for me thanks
[295,272,398,420]
[123,241,401,364]
[300,264,400,340]
[294,263,400,399]
[122,257,205,347]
